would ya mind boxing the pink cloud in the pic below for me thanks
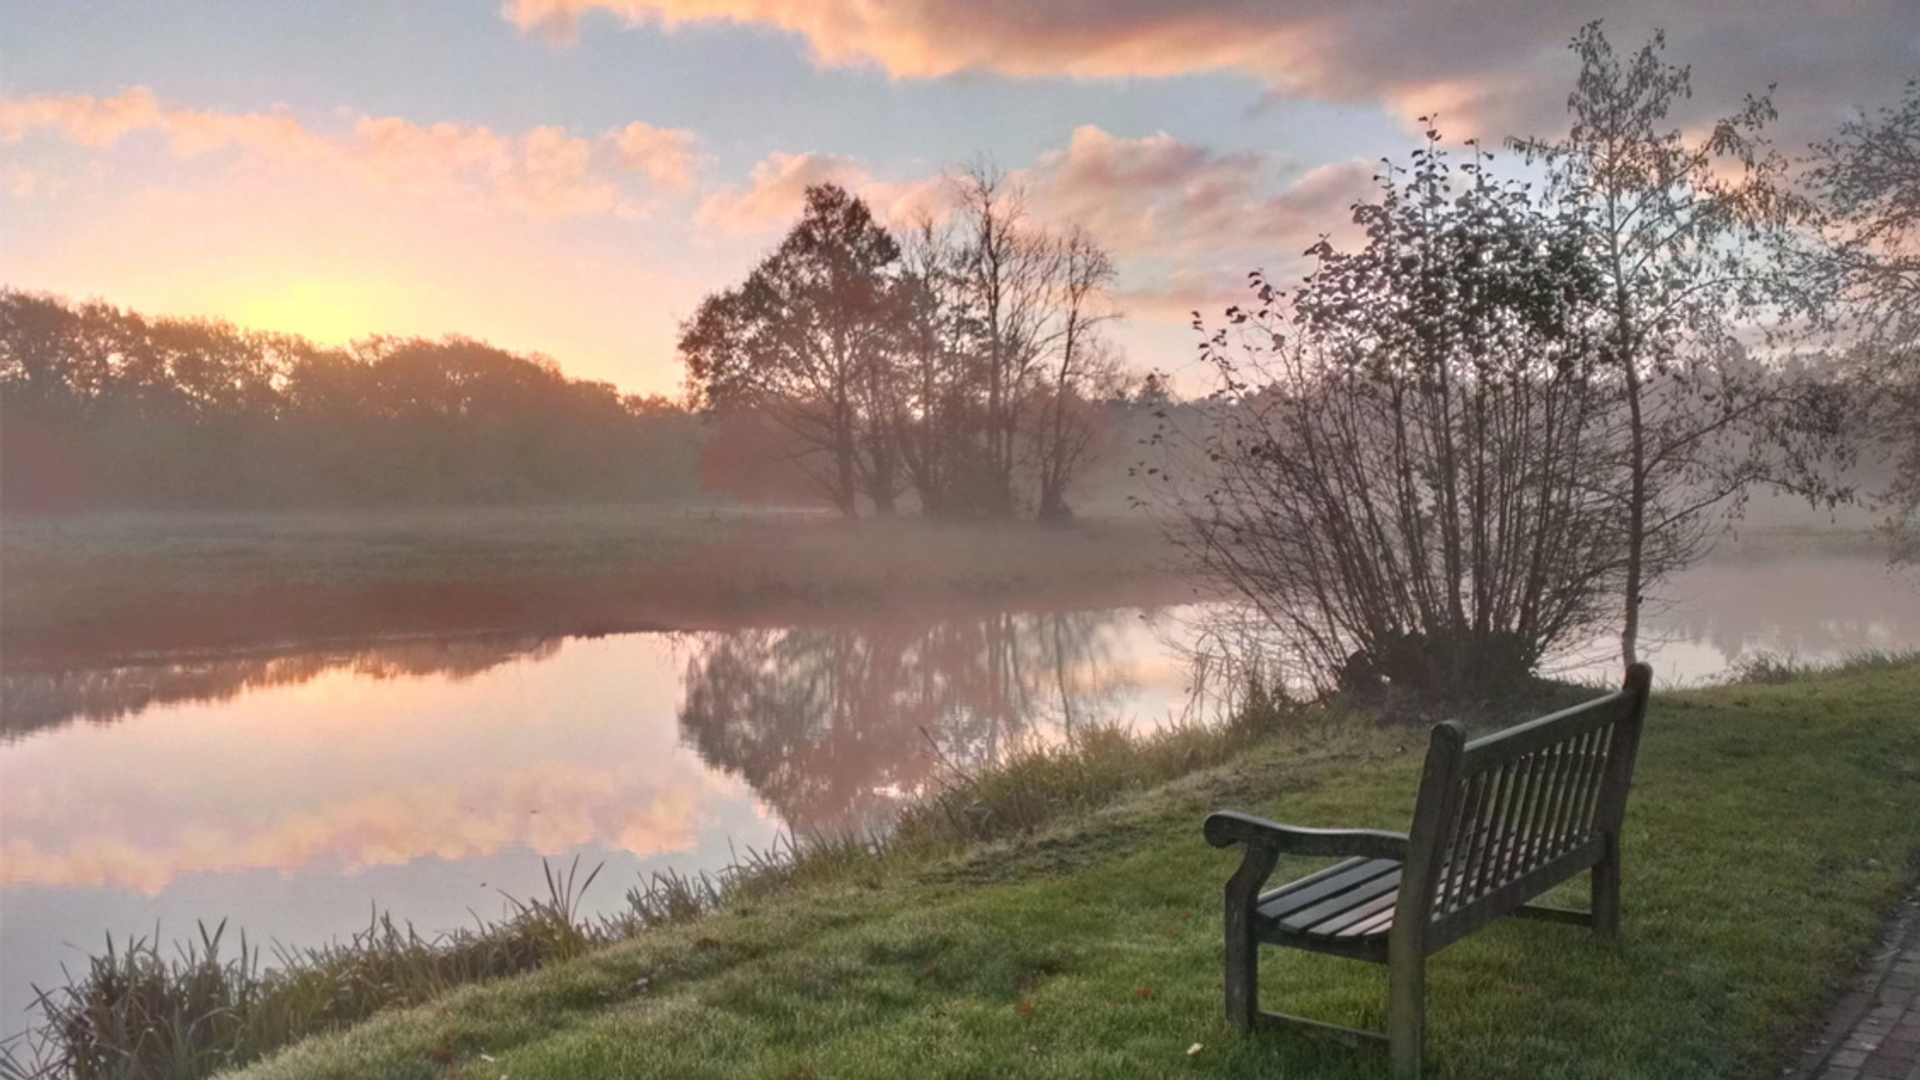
[695,129,1376,337]
[0,85,165,146]
[1019,128,1373,263]
[1,87,702,220]
[701,128,1373,262]
[1116,271,1250,324]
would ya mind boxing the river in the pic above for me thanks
[2,552,1916,1033]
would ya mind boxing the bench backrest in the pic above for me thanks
[1396,663,1653,951]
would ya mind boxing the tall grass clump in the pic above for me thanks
[1727,648,1920,685]
[1,859,613,1080]
[895,686,1305,851]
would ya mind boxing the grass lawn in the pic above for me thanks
[221,661,1920,1080]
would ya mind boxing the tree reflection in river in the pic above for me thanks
[0,636,562,741]
[676,610,1136,837]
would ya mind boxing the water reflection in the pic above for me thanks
[1656,557,1920,664]
[0,555,1915,1032]
[0,607,1167,1031]
[1556,555,1920,684]
[677,612,1135,837]
[1,636,562,742]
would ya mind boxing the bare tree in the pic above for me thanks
[950,163,1062,517]
[1032,227,1120,523]
[893,212,978,518]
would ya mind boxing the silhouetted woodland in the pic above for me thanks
[0,290,704,511]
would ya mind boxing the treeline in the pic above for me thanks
[681,173,1143,521]
[0,290,704,510]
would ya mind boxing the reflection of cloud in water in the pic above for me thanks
[676,610,1139,837]
[0,762,711,893]
[0,636,563,741]
[0,635,740,898]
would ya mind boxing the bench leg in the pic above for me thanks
[1591,832,1621,942]
[1224,912,1257,1030]
[1222,846,1277,1031]
[1387,951,1425,1080]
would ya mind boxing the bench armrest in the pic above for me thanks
[1203,811,1410,861]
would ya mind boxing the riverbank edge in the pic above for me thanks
[0,510,1196,671]
[206,657,1920,1080]
[1,507,1891,673]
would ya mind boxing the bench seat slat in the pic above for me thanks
[1253,859,1403,940]
[1304,886,1403,936]
[1256,858,1398,920]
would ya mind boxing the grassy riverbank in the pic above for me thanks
[181,659,1920,1080]
[0,506,1186,668]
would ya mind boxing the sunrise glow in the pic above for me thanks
[237,280,380,345]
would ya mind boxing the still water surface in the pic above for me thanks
[2,553,1916,1031]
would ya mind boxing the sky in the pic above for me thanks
[3,1,1917,397]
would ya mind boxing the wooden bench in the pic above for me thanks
[1203,662,1652,1079]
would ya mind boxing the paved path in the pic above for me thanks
[1791,887,1920,1080]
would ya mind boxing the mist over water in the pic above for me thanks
[1,552,1916,1033]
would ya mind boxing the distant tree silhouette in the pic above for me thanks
[680,184,904,517]
[0,289,703,509]
[678,173,1126,520]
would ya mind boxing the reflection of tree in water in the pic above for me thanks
[1648,557,1920,664]
[1,637,561,741]
[677,610,1133,838]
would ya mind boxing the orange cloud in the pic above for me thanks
[616,120,701,189]
[499,0,1315,83]
[696,150,866,236]
[499,0,1920,144]
[0,87,702,220]
[695,149,951,237]
[0,84,168,146]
